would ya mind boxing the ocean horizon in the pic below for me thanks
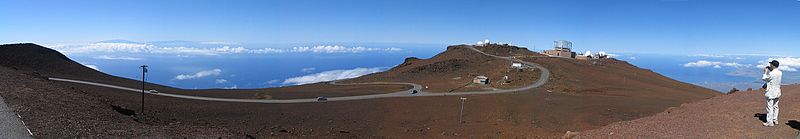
[43,40,798,92]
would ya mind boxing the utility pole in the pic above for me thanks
[140,65,148,115]
[459,97,467,123]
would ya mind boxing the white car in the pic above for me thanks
[148,89,159,94]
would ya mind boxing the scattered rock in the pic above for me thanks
[727,88,739,94]
[561,131,579,139]
[110,104,136,116]
[665,107,677,113]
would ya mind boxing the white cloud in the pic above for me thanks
[387,47,403,51]
[58,42,151,54]
[757,57,800,72]
[301,67,316,73]
[47,42,402,56]
[83,64,99,71]
[149,46,248,55]
[94,55,142,60]
[683,60,718,67]
[215,79,228,84]
[200,41,239,45]
[250,48,286,53]
[282,67,385,85]
[290,45,403,53]
[683,60,750,68]
[174,69,222,80]
[721,62,749,68]
[224,85,238,89]
[266,80,280,84]
[629,57,637,60]
[689,54,725,58]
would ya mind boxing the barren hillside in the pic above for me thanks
[575,84,800,138]
[0,43,720,138]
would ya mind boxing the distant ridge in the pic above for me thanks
[0,43,181,91]
[0,43,93,77]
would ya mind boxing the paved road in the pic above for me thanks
[48,46,550,103]
[0,96,33,139]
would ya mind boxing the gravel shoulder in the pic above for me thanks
[0,95,32,139]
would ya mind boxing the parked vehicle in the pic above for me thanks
[317,97,328,101]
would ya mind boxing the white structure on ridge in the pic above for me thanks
[476,39,491,46]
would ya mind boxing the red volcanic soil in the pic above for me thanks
[0,43,720,138]
[167,83,412,100]
[0,66,236,138]
[575,85,800,138]
[526,57,717,101]
[346,44,543,92]
[472,43,546,57]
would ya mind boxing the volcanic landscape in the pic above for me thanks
[0,43,723,138]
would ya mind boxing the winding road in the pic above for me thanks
[48,46,550,103]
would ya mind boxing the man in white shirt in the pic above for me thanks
[762,60,782,127]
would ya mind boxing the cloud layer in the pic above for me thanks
[48,42,403,56]
[94,55,142,60]
[683,60,750,68]
[174,69,222,80]
[757,57,800,72]
[282,67,384,85]
[301,67,316,73]
[215,79,228,84]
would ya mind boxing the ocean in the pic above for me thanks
[52,41,797,92]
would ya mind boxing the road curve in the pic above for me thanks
[48,46,550,103]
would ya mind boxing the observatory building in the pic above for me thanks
[473,76,489,84]
[544,40,576,58]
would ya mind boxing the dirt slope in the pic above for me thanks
[576,84,800,138]
[0,66,236,138]
[0,43,721,138]
[346,44,543,92]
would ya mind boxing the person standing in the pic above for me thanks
[762,60,783,127]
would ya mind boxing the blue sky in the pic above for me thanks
[1,0,799,55]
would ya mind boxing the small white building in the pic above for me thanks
[476,39,490,46]
[473,76,489,84]
[511,63,524,69]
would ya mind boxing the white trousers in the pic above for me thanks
[766,98,780,123]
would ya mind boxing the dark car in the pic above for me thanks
[316,97,328,101]
[411,90,418,94]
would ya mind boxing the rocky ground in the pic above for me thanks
[575,84,800,138]
[0,66,237,138]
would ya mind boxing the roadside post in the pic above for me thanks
[140,65,148,115]
[459,97,467,123]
